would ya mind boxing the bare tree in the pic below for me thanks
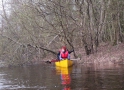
[0,0,124,66]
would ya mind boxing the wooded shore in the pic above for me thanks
[78,43,124,65]
[0,0,124,67]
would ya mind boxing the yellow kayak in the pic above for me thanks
[56,66,73,75]
[55,59,74,67]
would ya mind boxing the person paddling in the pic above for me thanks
[57,46,74,60]
[45,46,74,63]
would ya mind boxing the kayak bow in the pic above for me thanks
[55,59,74,67]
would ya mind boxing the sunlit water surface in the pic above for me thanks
[0,63,124,90]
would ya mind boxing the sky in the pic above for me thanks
[0,0,10,11]
[0,0,9,27]
[0,0,2,27]
[0,0,2,11]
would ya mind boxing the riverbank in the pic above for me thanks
[1,43,124,67]
[76,43,124,66]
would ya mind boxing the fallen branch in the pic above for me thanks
[27,44,57,55]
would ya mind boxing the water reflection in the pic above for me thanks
[0,64,124,90]
[71,64,124,90]
[55,66,73,90]
[0,65,61,90]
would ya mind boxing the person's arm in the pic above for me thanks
[68,50,74,54]
[59,54,62,60]
[68,54,70,60]
[57,52,60,60]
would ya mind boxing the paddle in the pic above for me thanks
[45,59,59,64]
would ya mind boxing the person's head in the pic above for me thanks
[61,46,66,52]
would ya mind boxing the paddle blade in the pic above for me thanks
[45,61,51,64]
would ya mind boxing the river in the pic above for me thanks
[0,63,124,90]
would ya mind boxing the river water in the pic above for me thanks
[0,63,124,90]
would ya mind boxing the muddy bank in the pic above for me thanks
[76,43,124,66]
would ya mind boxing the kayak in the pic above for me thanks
[55,59,74,67]
[55,66,73,75]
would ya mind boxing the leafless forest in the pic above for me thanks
[0,0,124,66]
